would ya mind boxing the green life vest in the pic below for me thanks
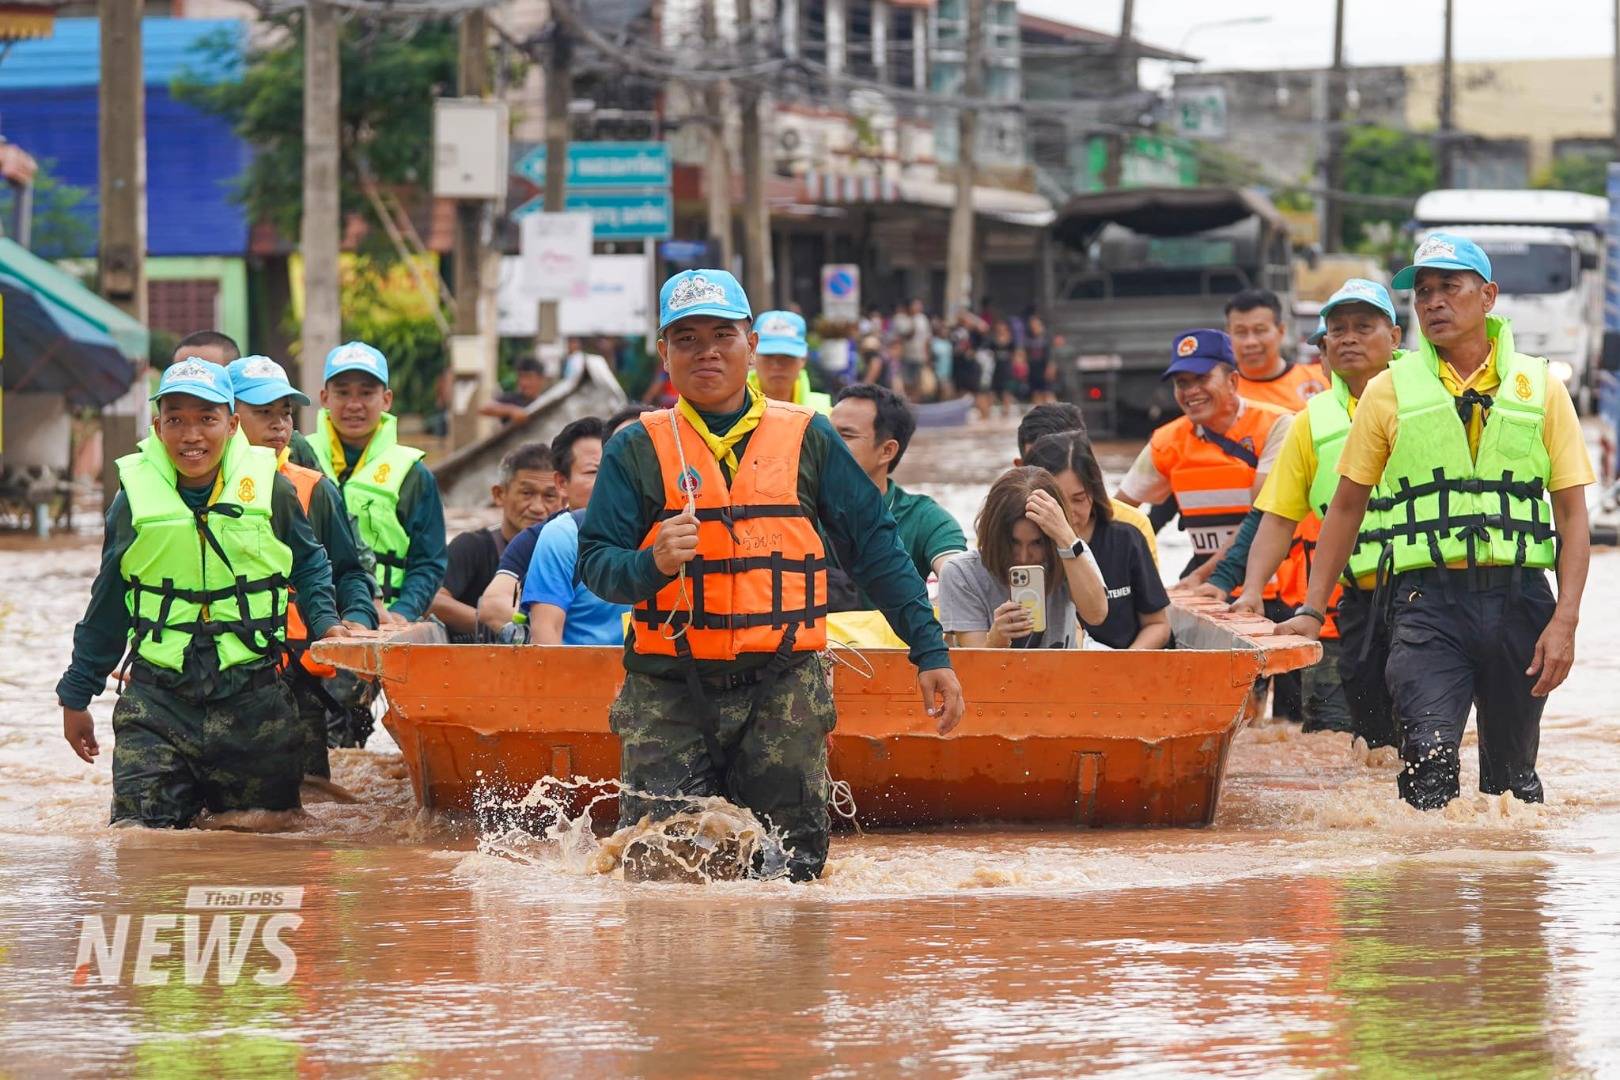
[747,369,831,415]
[310,410,424,603]
[1306,369,1395,582]
[1371,317,1557,573]
[117,434,291,673]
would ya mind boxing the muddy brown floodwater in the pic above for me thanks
[2,416,1618,1077]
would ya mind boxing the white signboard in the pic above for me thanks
[821,263,861,322]
[497,254,651,337]
[1173,86,1227,140]
[433,98,510,200]
[519,211,594,302]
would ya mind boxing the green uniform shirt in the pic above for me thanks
[286,430,320,470]
[830,480,967,609]
[57,473,341,710]
[579,401,951,679]
[333,443,448,622]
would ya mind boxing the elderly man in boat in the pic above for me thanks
[578,269,965,882]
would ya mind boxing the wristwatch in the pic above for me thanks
[1292,604,1326,624]
[1058,538,1086,561]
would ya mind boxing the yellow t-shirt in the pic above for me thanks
[1110,498,1159,565]
[1338,345,1594,492]
[1256,395,1379,588]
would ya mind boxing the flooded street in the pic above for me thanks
[2,417,1618,1077]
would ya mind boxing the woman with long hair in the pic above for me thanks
[937,466,1108,648]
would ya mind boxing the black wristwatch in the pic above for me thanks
[1292,604,1326,624]
[1058,538,1086,561]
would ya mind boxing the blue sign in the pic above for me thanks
[514,141,671,190]
[826,269,857,298]
[512,191,672,241]
[660,240,710,264]
[1606,163,1620,332]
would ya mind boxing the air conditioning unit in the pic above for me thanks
[776,117,826,174]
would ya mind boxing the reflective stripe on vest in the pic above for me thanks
[310,410,424,603]
[281,461,337,678]
[117,435,291,673]
[631,401,829,659]
[1150,402,1285,558]
[1370,323,1557,574]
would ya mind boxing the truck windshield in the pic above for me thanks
[1474,241,1576,295]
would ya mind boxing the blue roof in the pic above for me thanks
[0,17,243,90]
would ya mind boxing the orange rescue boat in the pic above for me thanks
[311,597,1319,828]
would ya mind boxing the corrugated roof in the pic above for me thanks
[0,16,243,90]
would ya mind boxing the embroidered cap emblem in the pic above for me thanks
[168,359,217,384]
[1415,236,1457,263]
[667,275,728,312]
[333,345,379,371]
[1176,335,1199,357]
[758,315,797,337]
[242,356,287,380]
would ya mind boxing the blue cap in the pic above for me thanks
[1319,277,1398,325]
[1392,233,1493,290]
[323,341,390,386]
[1308,316,1328,347]
[1162,329,1234,380]
[753,310,808,359]
[153,357,235,410]
[227,355,311,407]
[658,269,752,332]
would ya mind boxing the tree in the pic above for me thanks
[1340,126,1435,255]
[0,160,95,259]
[173,13,457,251]
[1533,152,1606,197]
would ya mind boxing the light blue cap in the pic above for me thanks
[658,269,751,333]
[753,309,808,359]
[1307,316,1328,347]
[227,355,311,407]
[153,356,235,410]
[1392,233,1493,290]
[323,341,390,386]
[1319,277,1398,325]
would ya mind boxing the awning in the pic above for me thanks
[1053,186,1288,246]
[788,171,1054,227]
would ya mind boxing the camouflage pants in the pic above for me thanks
[611,657,836,882]
[1301,636,1354,735]
[284,667,332,779]
[110,667,303,828]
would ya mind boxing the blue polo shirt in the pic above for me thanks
[520,511,630,645]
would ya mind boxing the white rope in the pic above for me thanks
[824,637,875,680]
[827,768,862,833]
[660,407,698,641]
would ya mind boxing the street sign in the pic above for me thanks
[1172,86,1227,140]
[660,240,710,266]
[821,264,860,321]
[512,191,672,241]
[520,211,594,301]
[514,141,671,190]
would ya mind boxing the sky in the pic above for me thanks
[1019,0,1616,73]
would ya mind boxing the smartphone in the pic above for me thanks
[1009,564,1047,634]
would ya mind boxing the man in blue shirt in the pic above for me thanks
[522,508,630,644]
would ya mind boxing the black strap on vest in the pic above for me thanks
[1363,467,1554,586]
[371,548,408,603]
[1195,427,1260,469]
[1455,388,1494,425]
[632,554,828,632]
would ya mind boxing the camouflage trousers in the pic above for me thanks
[611,656,836,882]
[110,663,303,828]
[284,666,333,779]
[1301,636,1354,735]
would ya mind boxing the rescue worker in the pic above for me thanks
[1226,289,1327,411]
[1117,330,1293,580]
[1275,235,1593,809]
[173,330,322,470]
[57,360,348,827]
[1230,280,1405,746]
[308,342,448,632]
[227,356,379,780]
[746,309,831,414]
[578,269,965,882]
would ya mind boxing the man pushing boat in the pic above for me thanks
[578,269,965,881]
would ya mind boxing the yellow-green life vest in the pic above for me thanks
[310,410,424,603]
[117,434,291,672]
[1306,369,1396,583]
[1371,319,1557,573]
[747,368,831,415]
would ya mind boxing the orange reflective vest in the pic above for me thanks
[1273,513,1342,639]
[282,461,337,677]
[630,402,829,660]
[1239,362,1327,413]
[1150,401,1288,598]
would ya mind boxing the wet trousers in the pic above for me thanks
[1333,587,1399,750]
[1263,599,1304,722]
[611,656,836,882]
[1383,569,1554,809]
[111,662,303,827]
[1301,635,1353,735]
[284,665,334,779]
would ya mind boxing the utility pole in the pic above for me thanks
[1612,0,1619,156]
[736,0,773,305]
[1322,0,1347,252]
[1438,0,1456,187]
[301,0,342,430]
[451,9,492,448]
[536,19,571,358]
[1102,0,1136,190]
[97,0,147,509]
[945,0,983,316]
[700,0,735,273]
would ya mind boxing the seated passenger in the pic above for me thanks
[1024,432,1170,650]
[522,505,631,645]
[1014,401,1158,563]
[937,466,1107,649]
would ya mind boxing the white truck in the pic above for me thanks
[1411,189,1607,410]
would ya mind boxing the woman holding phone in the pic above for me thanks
[937,466,1108,649]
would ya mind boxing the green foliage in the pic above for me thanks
[0,160,95,258]
[1341,126,1436,255]
[1533,152,1608,197]
[173,16,457,252]
[340,270,445,417]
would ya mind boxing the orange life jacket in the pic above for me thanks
[1150,400,1288,598]
[281,461,337,677]
[1273,512,1342,639]
[630,402,828,660]
[1239,362,1327,414]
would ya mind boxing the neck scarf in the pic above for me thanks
[675,386,767,473]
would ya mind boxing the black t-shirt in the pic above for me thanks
[443,526,506,609]
[1081,518,1170,649]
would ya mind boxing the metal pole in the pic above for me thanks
[1323,0,1347,251]
[1438,0,1455,187]
[537,20,571,357]
[736,0,772,305]
[97,0,148,510]
[945,0,983,316]
[700,0,735,273]
[1102,0,1136,190]
[301,0,342,431]
[1613,0,1620,155]
[451,10,492,449]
